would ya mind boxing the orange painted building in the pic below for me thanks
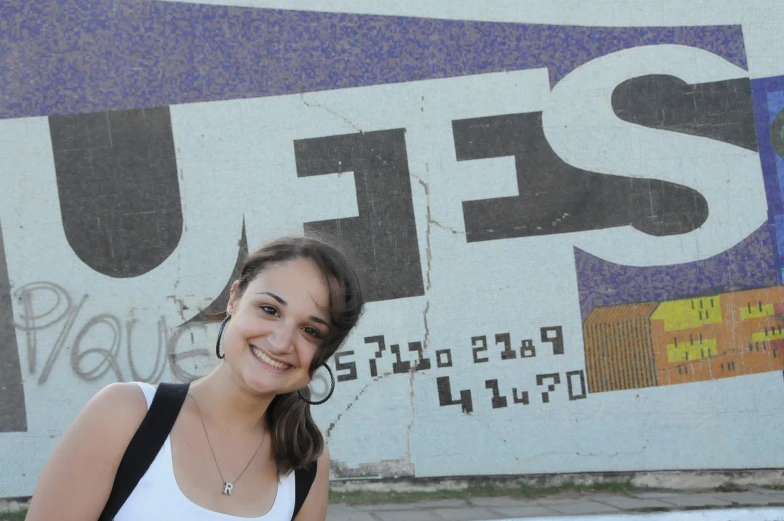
[584,303,659,393]
[584,286,784,393]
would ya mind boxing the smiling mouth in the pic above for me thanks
[250,345,293,371]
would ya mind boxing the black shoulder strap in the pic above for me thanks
[292,461,318,520]
[98,382,189,521]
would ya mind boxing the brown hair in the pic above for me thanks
[218,236,364,474]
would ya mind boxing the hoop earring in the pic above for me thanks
[298,363,335,405]
[215,315,230,359]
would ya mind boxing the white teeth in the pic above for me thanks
[251,346,291,371]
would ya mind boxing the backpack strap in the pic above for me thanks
[292,461,318,520]
[98,382,189,521]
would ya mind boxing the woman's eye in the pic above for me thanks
[303,327,321,339]
[260,305,279,316]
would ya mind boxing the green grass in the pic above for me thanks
[0,511,26,521]
[330,480,634,505]
[516,480,634,499]
[714,483,747,492]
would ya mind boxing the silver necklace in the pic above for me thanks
[188,394,266,496]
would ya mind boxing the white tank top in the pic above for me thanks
[114,382,296,521]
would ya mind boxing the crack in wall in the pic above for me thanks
[429,218,463,234]
[300,93,363,133]
[406,361,415,470]
[409,170,433,355]
[468,414,525,463]
[326,372,394,439]
[166,295,190,321]
[404,168,440,471]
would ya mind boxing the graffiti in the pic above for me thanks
[13,282,211,385]
[6,285,584,419]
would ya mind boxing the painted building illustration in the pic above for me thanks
[585,287,784,392]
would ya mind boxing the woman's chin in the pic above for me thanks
[241,370,306,397]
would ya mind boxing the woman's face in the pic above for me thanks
[223,258,331,395]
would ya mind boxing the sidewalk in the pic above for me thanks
[327,487,784,521]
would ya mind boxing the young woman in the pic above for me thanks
[25,237,364,521]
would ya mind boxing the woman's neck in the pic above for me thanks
[187,363,274,433]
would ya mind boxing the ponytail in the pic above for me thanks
[266,389,323,474]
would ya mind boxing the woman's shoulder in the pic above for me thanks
[78,382,150,436]
[92,381,149,408]
[22,383,152,521]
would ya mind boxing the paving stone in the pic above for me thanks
[356,502,423,511]
[711,492,778,505]
[489,504,562,517]
[656,493,735,508]
[469,497,532,507]
[331,491,784,520]
[327,504,377,521]
[432,506,505,520]
[374,509,444,521]
[407,499,468,509]
[742,489,784,503]
[592,495,674,509]
[542,499,621,515]
[632,491,682,499]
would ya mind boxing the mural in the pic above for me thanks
[584,288,784,392]
[579,72,784,392]
[1,0,784,499]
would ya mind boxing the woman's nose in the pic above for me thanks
[267,323,294,352]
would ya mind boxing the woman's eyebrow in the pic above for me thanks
[257,291,286,305]
[310,316,329,327]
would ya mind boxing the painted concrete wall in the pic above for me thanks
[2,0,784,499]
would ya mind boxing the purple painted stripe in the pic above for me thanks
[575,224,780,320]
[0,0,747,119]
